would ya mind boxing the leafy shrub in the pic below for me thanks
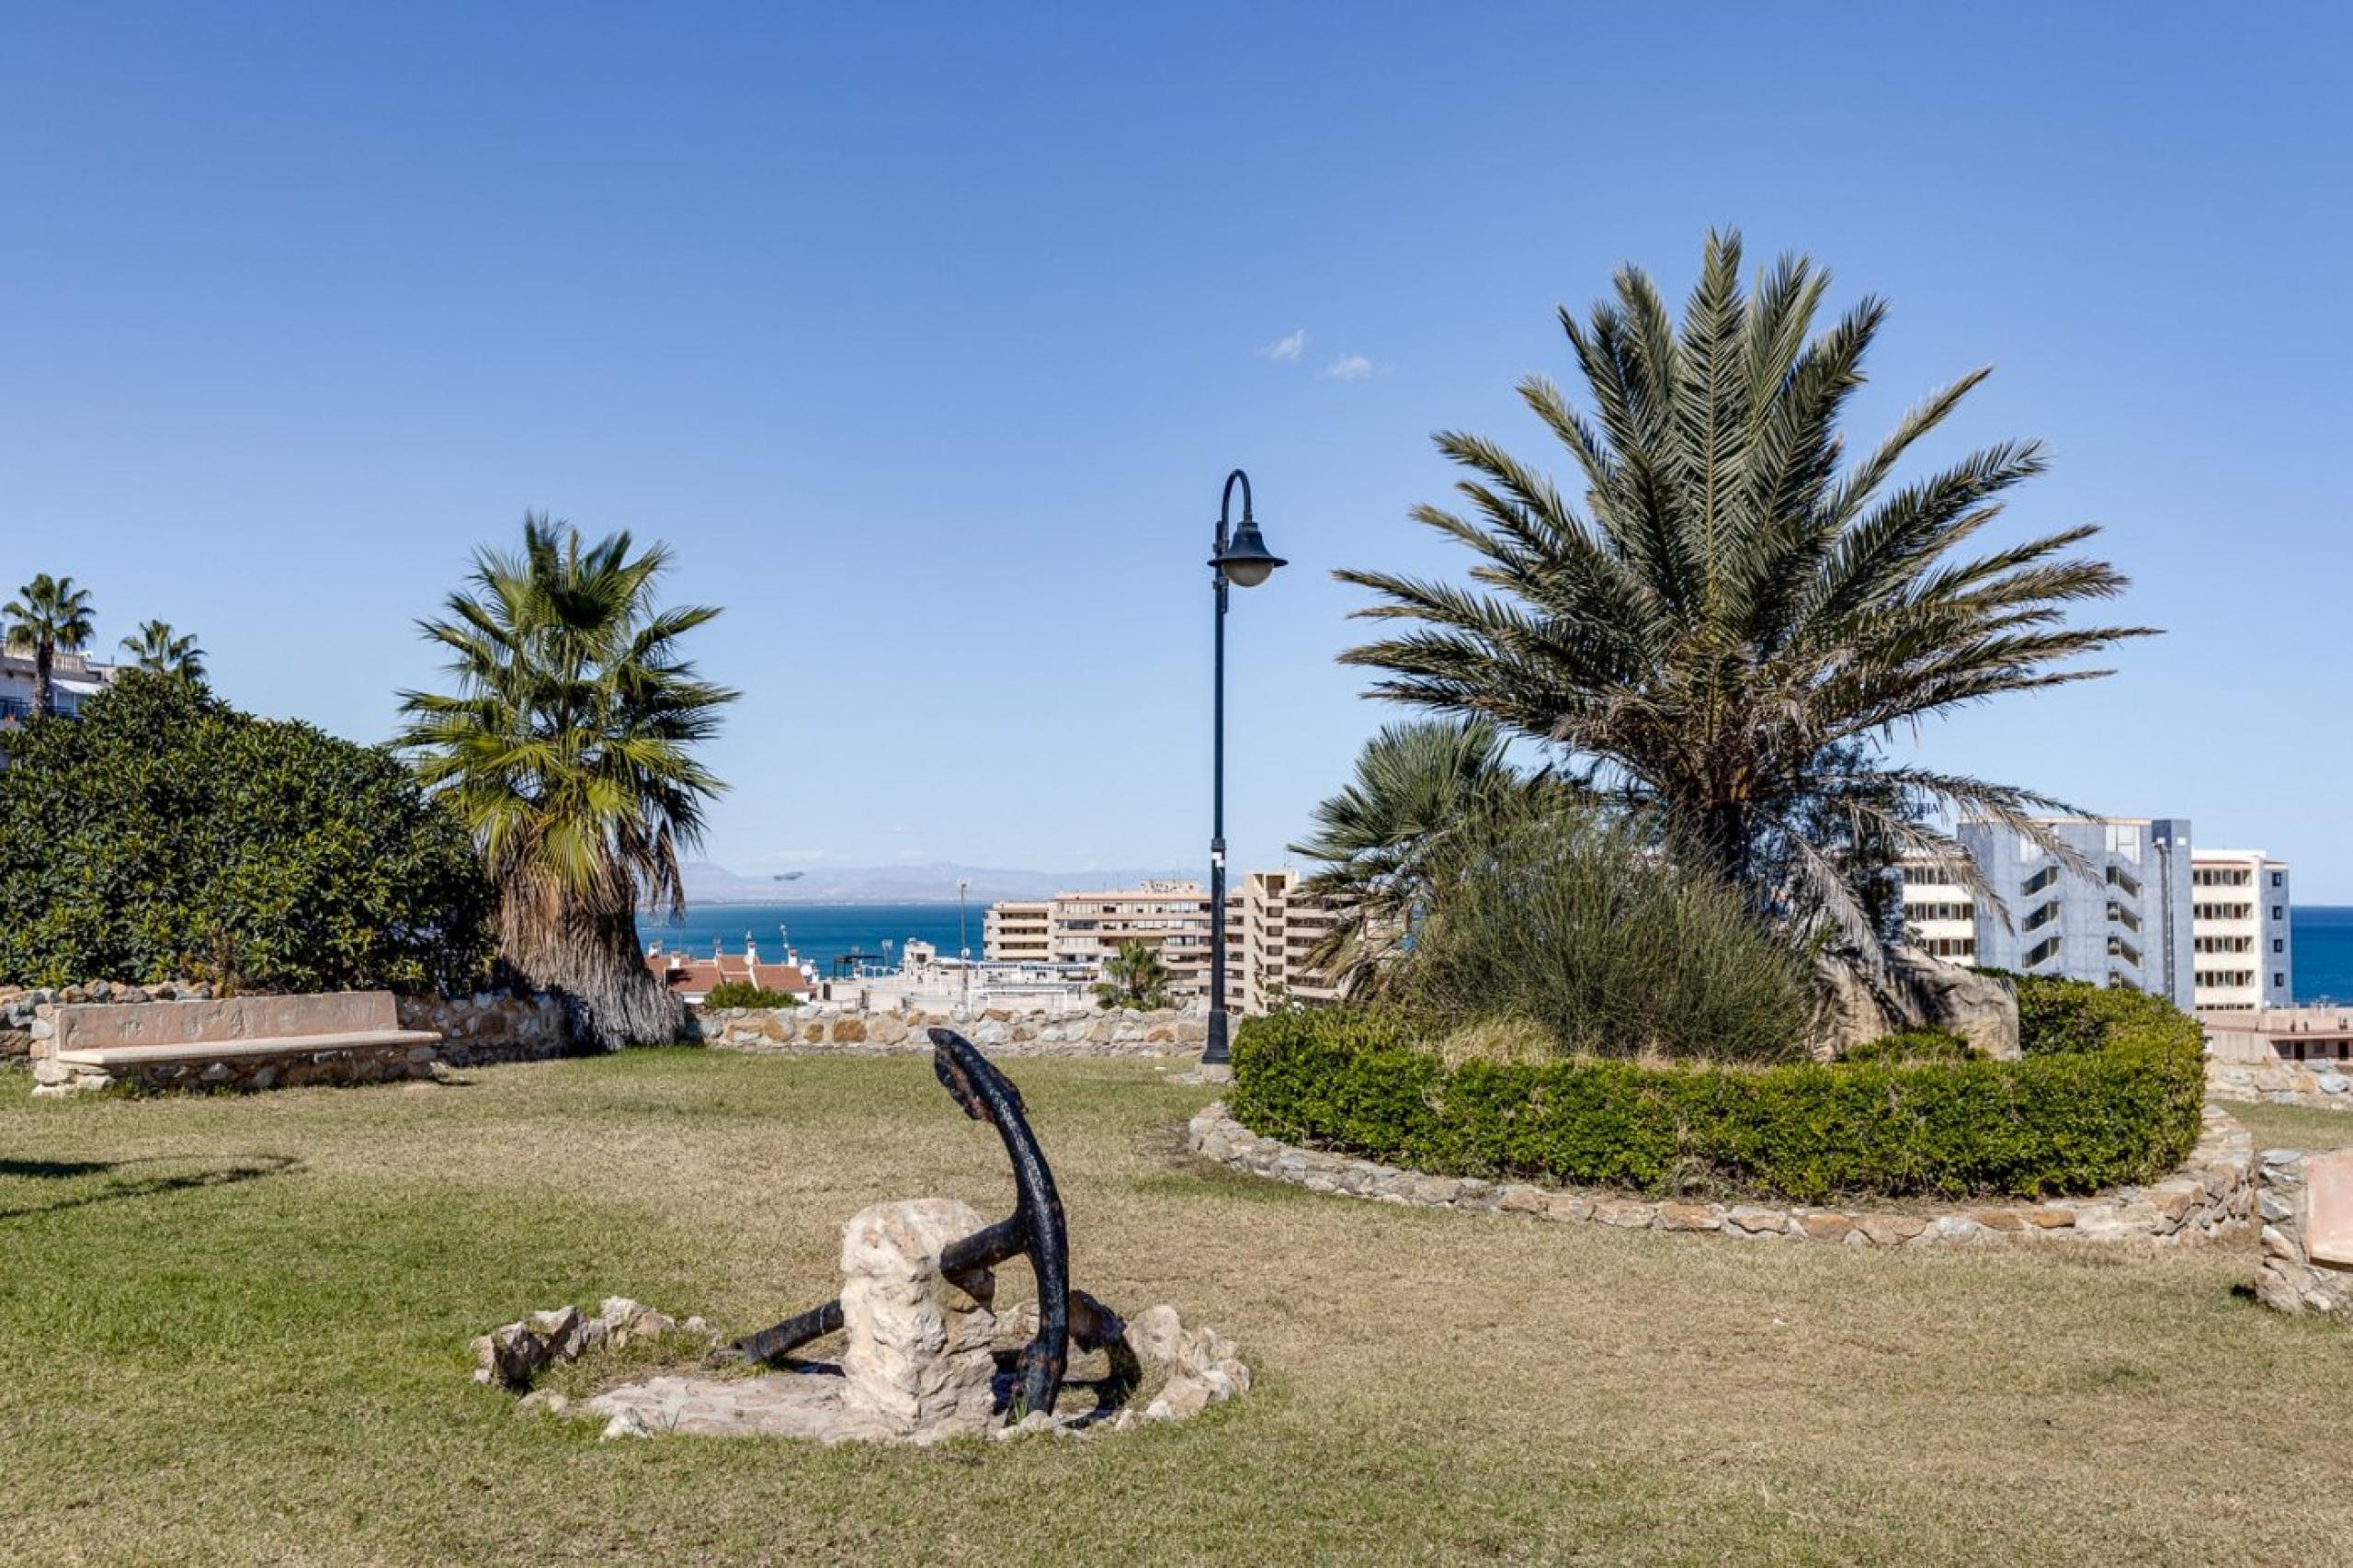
[0,673,495,993]
[1402,814,1813,1063]
[701,980,801,1009]
[1841,1029,1978,1064]
[1230,976,2204,1204]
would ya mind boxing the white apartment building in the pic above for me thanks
[0,647,120,724]
[1897,817,2196,1007]
[2189,848,2293,1010]
[1899,819,2294,1010]
[983,874,1344,1014]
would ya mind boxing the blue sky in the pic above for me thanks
[6,4,2350,896]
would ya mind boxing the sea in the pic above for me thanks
[637,902,977,980]
[642,901,2353,1003]
[2293,907,2353,1004]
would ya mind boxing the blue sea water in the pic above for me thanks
[637,902,976,980]
[2293,907,2353,1004]
[642,902,2353,1001]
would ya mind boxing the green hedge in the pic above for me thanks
[701,981,801,1009]
[1228,976,2205,1204]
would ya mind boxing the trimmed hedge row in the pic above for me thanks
[1228,977,2206,1204]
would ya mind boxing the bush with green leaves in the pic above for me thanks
[1230,975,2203,1204]
[700,980,801,1009]
[0,672,496,993]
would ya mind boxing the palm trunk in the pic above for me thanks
[33,638,52,719]
[499,872,684,1051]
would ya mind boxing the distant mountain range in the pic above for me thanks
[676,859,1199,905]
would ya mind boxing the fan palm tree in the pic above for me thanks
[4,574,96,718]
[1093,940,1173,1011]
[120,619,206,683]
[1290,717,1564,993]
[398,515,738,1049]
[1337,231,2154,947]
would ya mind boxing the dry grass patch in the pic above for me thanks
[2,1050,2348,1563]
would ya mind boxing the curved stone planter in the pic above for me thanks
[1188,1101,2255,1249]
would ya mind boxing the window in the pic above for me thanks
[2273,906,2285,921]
[2274,938,2285,954]
[2272,871,2284,888]
[2274,973,2286,989]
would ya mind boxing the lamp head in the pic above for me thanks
[1211,518,1286,588]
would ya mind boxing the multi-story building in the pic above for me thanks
[0,647,120,725]
[980,900,1051,965]
[2189,848,2293,1010]
[1237,869,1346,1013]
[983,873,1344,1014]
[1902,817,2196,1008]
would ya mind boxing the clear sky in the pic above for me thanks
[6,4,2349,896]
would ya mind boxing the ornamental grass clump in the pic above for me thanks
[1402,813,1813,1064]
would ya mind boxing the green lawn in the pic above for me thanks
[2223,1097,2353,1152]
[5,1051,2351,1564]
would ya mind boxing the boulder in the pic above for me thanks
[1814,945,2019,1061]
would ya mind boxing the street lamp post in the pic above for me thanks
[1202,469,1286,1065]
[958,878,972,1012]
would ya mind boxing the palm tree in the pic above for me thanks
[1290,717,1563,993]
[120,619,207,683]
[4,574,96,718]
[398,515,738,1049]
[1094,940,1173,1011]
[1336,231,2153,948]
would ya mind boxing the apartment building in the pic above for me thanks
[1237,869,1345,1013]
[1901,817,2196,1008]
[983,873,1344,1014]
[2189,848,2293,1010]
[0,647,119,724]
[980,900,1051,964]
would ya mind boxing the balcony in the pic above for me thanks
[2106,865,2142,899]
[2024,937,2063,969]
[2021,901,2062,934]
[2021,866,2061,898]
[2108,902,2142,934]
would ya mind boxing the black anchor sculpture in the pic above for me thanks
[730,1028,1130,1418]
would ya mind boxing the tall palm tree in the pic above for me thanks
[1290,717,1563,993]
[4,574,96,718]
[120,619,207,683]
[398,515,737,1048]
[1337,231,2153,948]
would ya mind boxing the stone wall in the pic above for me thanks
[11,981,574,1094]
[689,1004,1204,1057]
[2254,1148,2353,1314]
[395,992,572,1067]
[1188,1100,2255,1250]
[2208,1058,2353,1110]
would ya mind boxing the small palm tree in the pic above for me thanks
[120,619,207,683]
[1337,231,2153,946]
[398,515,738,1048]
[4,574,96,718]
[1291,717,1563,993]
[1094,940,1173,1011]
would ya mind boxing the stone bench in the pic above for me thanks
[32,991,443,1096]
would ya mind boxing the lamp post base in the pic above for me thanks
[1201,1006,1231,1066]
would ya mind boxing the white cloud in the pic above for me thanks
[1257,328,1307,362]
[1321,353,1374,381]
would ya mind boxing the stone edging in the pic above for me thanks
[2208,1059,2353,1111]
[1188,1101,2255,1248]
